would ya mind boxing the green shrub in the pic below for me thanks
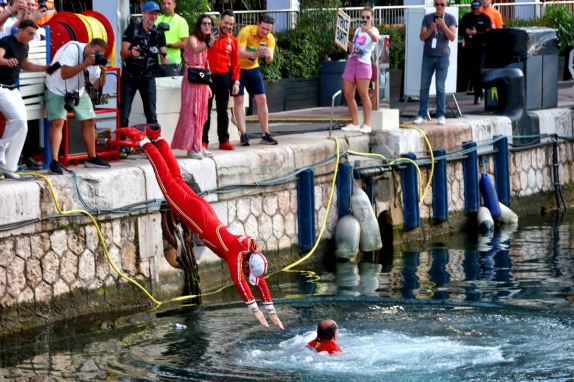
[175,0,211,28]
[377,25,406,70]
[540,5,574,55]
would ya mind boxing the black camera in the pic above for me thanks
[93,51,108,66]
[88,87,110,106]
[64,91,80,112]
[37,0,47,9]
[156,22,170,32]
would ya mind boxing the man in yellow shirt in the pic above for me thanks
[233,14,278,146]
[481,0,503,29]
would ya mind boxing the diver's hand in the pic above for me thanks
[253,310,270,328]
[269,312,284,330]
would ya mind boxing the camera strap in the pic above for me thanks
[62,42,83,96]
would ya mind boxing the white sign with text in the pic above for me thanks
[335,9,351,51]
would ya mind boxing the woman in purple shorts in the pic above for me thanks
[341,7,379,134]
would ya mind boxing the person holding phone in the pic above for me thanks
[233,14,278,146]
[412,0,457,126]
[459,1,491,104]
[171,14,213,159]
[340,6,379,134]
[202,9,240,151]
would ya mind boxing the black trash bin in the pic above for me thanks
[318,60,346,107]
[484,27,559,110]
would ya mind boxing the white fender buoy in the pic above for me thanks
[359,262,382,296]
[334,214,361,260]
[478,206,494,233]
[336,262,360,296]
[350,188,383,252]
[497,202,518,224]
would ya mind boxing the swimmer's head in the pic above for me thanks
[248,251,268,286]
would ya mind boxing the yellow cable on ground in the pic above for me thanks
[282,136,341,271]
[24,172,163,305]
[400,124,435,201]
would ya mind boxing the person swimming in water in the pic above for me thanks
[307,319,342,354]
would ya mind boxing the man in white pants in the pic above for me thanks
[0,19,48,179]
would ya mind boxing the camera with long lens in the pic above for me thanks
[93,51,108,66]
[131,22,170,70]
[64,91,80,112]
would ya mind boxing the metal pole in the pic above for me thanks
[329,90,342,137]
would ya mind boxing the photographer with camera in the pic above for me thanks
[120,1,167,129]
[44,38,111,175]
[411,0,457,126]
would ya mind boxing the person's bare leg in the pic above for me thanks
[254,94,269,134]
[356,79,372,126]
[233,95,246,135]
[48,118,65,161]
[81,119,97,157]
[343,79,359,125]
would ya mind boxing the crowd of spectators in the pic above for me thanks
[0,0,509,178]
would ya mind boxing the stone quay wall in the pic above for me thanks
[0,107,573,334]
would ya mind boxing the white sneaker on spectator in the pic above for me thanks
[201,147,213,158]
[341,123,360,131]
[187,150,203,159]
[359,124,371,133]
[437,116,446,125]
[412,116,424,125]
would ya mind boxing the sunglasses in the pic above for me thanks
[361,16,371,20]
[435,2,446,6]
[201,21,212,26]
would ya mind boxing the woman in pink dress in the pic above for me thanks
[172,14,215,159]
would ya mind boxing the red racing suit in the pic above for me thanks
[143,139,273,312]
[307,339,342,354]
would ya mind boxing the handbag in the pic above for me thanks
[187,67,212,85]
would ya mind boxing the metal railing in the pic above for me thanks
[206,1,574,30]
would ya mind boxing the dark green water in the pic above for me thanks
[1,213,574,381]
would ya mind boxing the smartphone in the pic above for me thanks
[360,20,367,26]
[212,26,219,38]
[259,42,266,48]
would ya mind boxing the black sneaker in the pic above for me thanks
[260,133,278,145]
[85,156,111,169]
[49,160,65,175]
[24,157,42,171]
[240,133,250,146]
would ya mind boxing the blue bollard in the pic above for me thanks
[493,135,510,205]
[337,162,353,219]
[297,169,316,253]
[463,141,479,213]
[401,153,420,231]
[365,176,375,208]
[432,148,448,223]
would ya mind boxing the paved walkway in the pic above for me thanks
[243,81,574,137]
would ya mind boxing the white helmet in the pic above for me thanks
[248,252,268,286]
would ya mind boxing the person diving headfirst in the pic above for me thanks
[116,124,284,330]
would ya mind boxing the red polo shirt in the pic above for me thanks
[207,32,240,81]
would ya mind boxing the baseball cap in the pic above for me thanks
[142,1,160,13]
[248,252,268,286]
[471,1,481,8]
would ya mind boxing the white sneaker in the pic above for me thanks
[359,124,371,133]
[0,140,10,166]
[412,116,424,125]
[437,116,446,125]
[201,147,213,158]
[187,150,203,159]
[341,123,360,131]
